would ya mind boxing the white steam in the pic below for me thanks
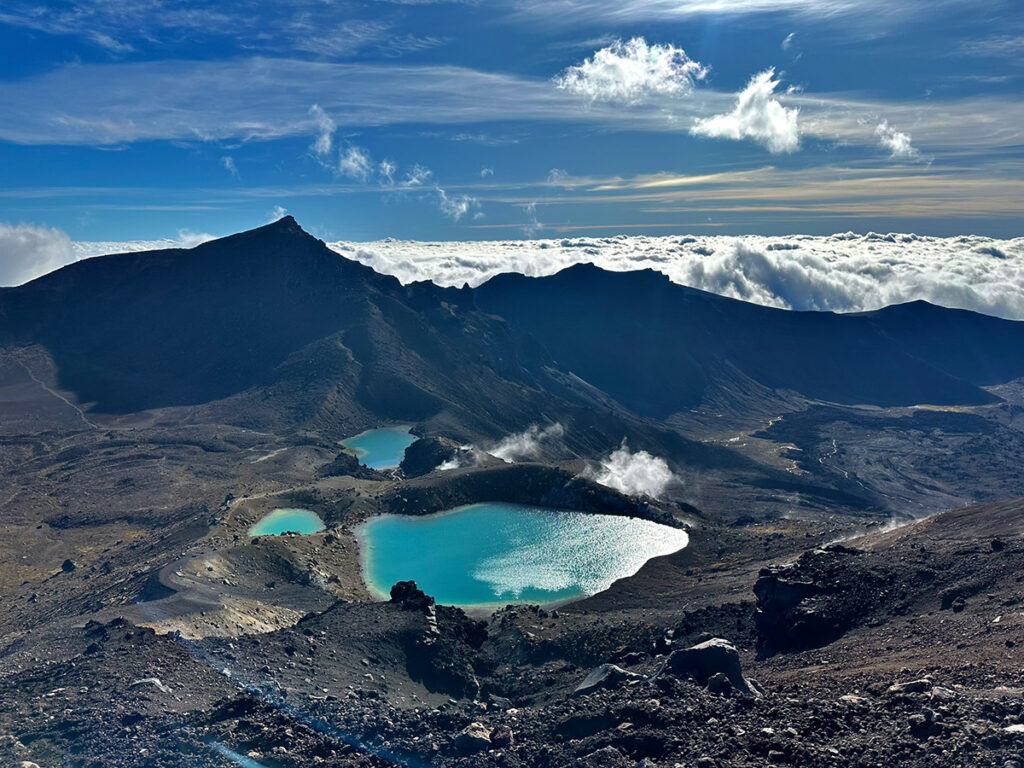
[586,440,678,500]
[479,423,566,463]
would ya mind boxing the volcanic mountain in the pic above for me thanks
[3,217,1023,435]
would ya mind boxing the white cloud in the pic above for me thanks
[308,104,335,160]
[339,145,373,180]
[480,167,494,177]
[221,155,240,179]
[547,168,569,184]
[480,423,566,463]
[875,120,921,160]
[324,232,1024,320]
[267,205,288,222]
[401,164,433,187]
[379,159,397,185]
[555,37,707,103]
[585,440,678,500]
[0,222,75,287]
[691,68,800,153]
[1,57,1022,159]
[437,187,479,222]
[782,32,796,50]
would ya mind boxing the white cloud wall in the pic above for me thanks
[328,232,1024,319]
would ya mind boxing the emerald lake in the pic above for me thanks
[357,502,689,609]
[341,426,416,470]
[248,508,325,537]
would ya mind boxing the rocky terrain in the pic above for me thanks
[1,219,1023,767]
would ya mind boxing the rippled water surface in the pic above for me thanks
[357,502,689,608]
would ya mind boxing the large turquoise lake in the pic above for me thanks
[248,508,325,537]
[357,502,689,609]
[341,427,416,470]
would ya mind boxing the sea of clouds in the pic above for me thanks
[4,225,1023,321]
[329,233,1024,320]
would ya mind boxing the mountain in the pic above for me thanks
[475,263,1024,418]
[3,218,1024,433]
[0,217,556,433]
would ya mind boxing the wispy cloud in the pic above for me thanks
[555,37,707,103]
[691,68,800,153]
[875,120,922,161]
[2,57,1022,160]
[220,155,240,179]
[309,104,336,160]
[339,144,374,180]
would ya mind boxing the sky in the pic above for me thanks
[0,0,1022,255]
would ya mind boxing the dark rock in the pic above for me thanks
[490,724,513,747]
[706,671,734,696]
[572,663,643,697]
[399,436,461,478]
[454,722,491,753]
[61,559,77,573]
[577,745,630,767]
[389,581,435,612]
[656,638,758,697]
[991,538,1006,552]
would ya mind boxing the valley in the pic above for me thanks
[0,219,1022,767]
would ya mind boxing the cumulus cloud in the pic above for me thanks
[555,37,707,103]
[325,232,1024,320]
[875,120,921,160]
[339,145,373,180]
[480,423,566,463]
[691,68,800,153]
[0,222,75,286]
[585,440,678,500]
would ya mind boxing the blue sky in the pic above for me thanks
[0,0,1022,243]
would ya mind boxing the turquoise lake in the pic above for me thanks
[341,426,416,469]
[357,502,689,609]
[248,508,325,537]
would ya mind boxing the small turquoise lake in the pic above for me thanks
[248,508,325,537]
[357,502,689,609]
[341,427,416,470]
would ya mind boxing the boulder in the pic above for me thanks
[572,663,643,697]
[490,724,514,747]
[656,638,759,697]
[454,722,491,754]
[399,436,462,478]
[389,581,435,612]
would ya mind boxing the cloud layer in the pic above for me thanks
[0,223,75,287]
[329,232,1024,319]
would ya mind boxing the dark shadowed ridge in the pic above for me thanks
[3,220,1024,424]
[475,262,1024,417]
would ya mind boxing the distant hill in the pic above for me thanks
[475,264,1024,418]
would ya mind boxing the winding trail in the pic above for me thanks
[16,360,98,430]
